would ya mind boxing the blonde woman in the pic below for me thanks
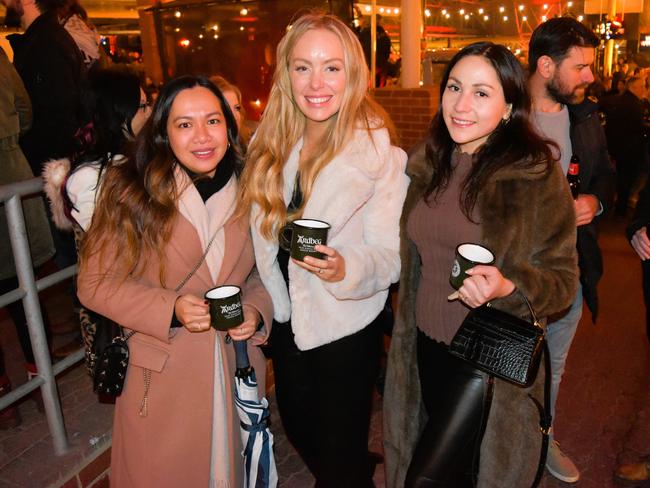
[239,12,409,487]
[210,75,252,146]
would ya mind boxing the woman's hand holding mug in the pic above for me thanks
[175,294,211,332]
[294,244,346,282]
[227,304,259,342]
[457,265,515,308]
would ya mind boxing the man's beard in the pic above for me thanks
[547,74,588,105]
[3,3,23,28]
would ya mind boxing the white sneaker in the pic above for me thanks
[546,440,580,483]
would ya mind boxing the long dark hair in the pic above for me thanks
[81,75,242,286]
[425,41,556,220]
[76,65,141,168]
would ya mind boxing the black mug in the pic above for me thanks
[280,219,330,261]
[449,243,495,290]
[205,285,244,331]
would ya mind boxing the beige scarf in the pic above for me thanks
[176,167,237,487]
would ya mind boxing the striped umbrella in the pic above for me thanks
[233,340,278,488]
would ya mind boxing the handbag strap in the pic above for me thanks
[121,228,221,342]
[511,288,542,329]
[174,228,220,293]
[529,340,552,488]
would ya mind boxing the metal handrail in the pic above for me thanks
[0,176,82,456]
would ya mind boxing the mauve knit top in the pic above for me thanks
[406,150,484,345]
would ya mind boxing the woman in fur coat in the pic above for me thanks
[238,13,409,487]
[77,76,273,487]
[383,42,579,487]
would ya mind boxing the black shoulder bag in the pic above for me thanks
[449,290,552,487]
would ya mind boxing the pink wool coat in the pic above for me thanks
[78,211,273,488]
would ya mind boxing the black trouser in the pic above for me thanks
[270,316,382,488]
[643,260,650,340]
[405,329,491,488]
[0,276,52,377]
[615,159,640,216]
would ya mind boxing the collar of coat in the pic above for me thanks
[7,10,59,53]
[406,142,551,203]
[567,98,599,125]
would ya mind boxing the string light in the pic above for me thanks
[425,9,431,17]
[459,8,465,14]
[503,15,508,21]
[499,6,505,13]
[543,4,548,9]
[174,10,181,18]
[519,5,524,11]
[484,14,489,20]
[364,5,371,12]
[240,8,248,15]
[441,9,447,15]
[578,15,584,21]
[465,14,469,19]
[542,15,547,21]
[522,16,527,21]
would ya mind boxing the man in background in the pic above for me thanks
[528,16,615,483]
[3,0,85,269]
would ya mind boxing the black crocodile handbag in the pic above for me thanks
[449,290,543,387]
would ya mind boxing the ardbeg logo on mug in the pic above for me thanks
[451,259,461,278]
[297,235,322,246]
[220,302,242,320]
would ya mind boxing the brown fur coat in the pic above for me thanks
[383,143,579,487]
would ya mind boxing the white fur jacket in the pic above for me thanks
[42,155,125,232]
[250,127,409,351]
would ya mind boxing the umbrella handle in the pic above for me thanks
[233,340,250,370]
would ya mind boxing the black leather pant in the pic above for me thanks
[405,329,492,488]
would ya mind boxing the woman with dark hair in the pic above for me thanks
[44,65,151,232]
[43,65,150,367]
[76,75,272,487]
[383,42,579,487]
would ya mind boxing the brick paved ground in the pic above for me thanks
[0,216,648,487]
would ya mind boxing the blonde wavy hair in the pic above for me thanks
[238,12,395,240]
